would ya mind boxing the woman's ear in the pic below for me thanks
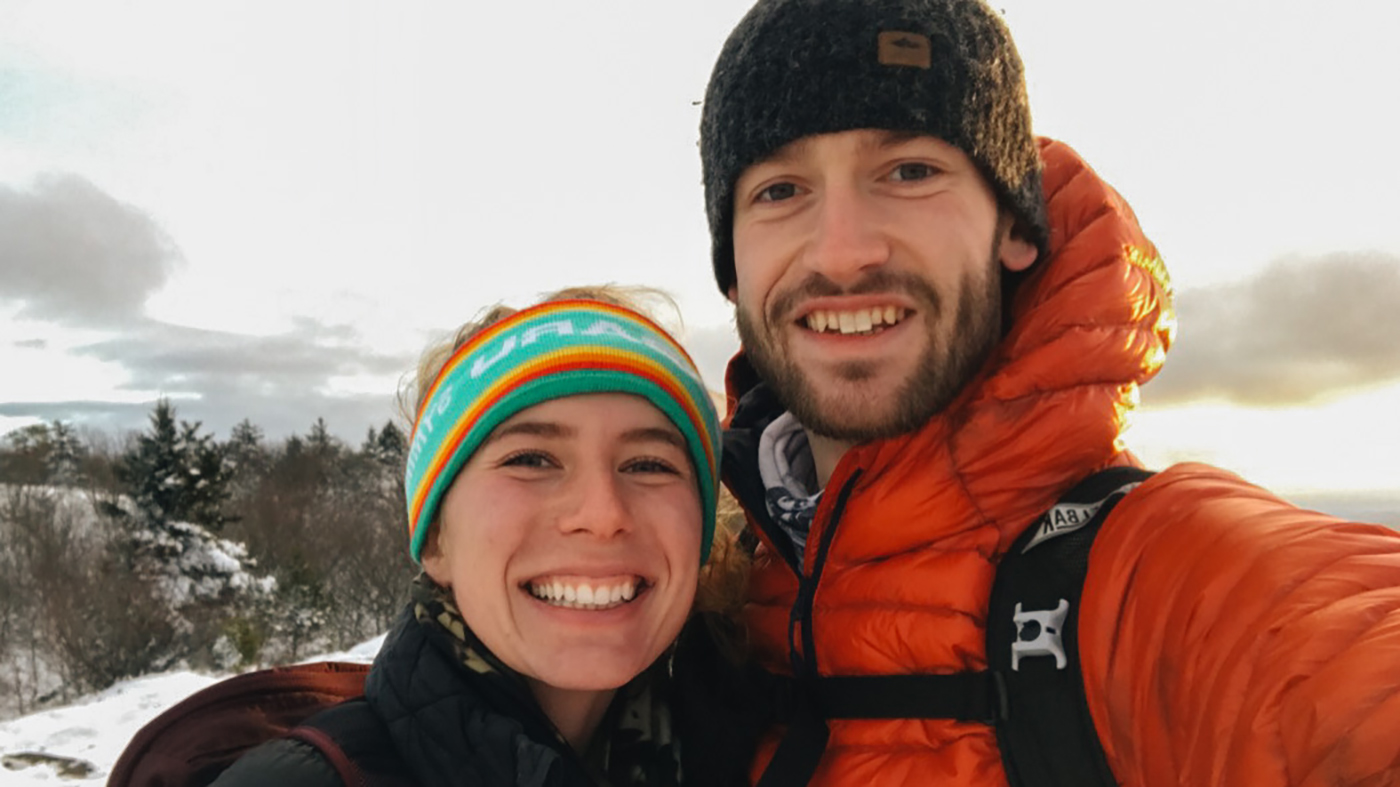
[420,520,451,587]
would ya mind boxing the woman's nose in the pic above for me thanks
[557,474,631,539]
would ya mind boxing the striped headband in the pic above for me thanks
[404,299,722,564]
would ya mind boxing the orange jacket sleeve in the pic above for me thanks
[1080,462,1400,785]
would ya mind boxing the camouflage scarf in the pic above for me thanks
[412,575,682,787]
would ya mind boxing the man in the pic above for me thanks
[699,1,1400,785]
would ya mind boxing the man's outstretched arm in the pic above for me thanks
[1081,462,1400,786]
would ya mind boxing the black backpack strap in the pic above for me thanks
[754,687,830,787]
[987,465,1153,787]
[756,669,1009,787]
[289,699,413,787]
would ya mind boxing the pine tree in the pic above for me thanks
[110,400,272,672]
[118,399,232,530]
[225,419,270,480]
[374,421,407,468]
[306,418,340,460]
[223,419,270,530]
[360,420,406,473]
[45,421,86,487]
[182,420,231,530]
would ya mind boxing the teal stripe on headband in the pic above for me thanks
[404,300,722,565]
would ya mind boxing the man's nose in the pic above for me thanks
[557,473,631,539]
[803,183,890,285]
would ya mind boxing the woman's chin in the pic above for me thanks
[525,651,658,693]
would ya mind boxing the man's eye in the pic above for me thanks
[756,182,798,202]
[890,162,937,182]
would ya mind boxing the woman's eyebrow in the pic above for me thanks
[484,420,573,445]
[619,427,686,450]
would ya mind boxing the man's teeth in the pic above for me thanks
[527,579,639,610]
[805,306,906,335]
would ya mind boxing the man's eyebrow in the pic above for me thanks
[870,129,927,150]
[756,130,930,167]
[483,420,575,445]
[757,135,816,167]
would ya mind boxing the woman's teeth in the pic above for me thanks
[804,306,907,335]
[526,578,640,610]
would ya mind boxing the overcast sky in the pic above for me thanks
[1,0,1398,494]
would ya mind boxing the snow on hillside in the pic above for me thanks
[1,484,280,722]
[0,635,385,785]
[0,484,108,536]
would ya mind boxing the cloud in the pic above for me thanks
[0,400,164,436]
[80,319,411,438]
[73,319,407,394]
[1145,251,1400,407]
[0,173,181,327]
[0,174,414,441]
[0,316,414,441]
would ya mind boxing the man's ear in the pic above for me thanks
[420,520,451,588]
[726,284,738,304]
[1000,236,1037,273]
[998,218,1038,273]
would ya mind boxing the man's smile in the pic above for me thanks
[801,305,910,336]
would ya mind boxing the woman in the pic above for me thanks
[214,288,748,786]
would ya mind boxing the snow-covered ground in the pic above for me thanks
[0,635,385,785]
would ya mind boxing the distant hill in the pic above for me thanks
[1288,490,1400,530]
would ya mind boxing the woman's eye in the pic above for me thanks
[623,457,682,476]
[890,162,937,182]
[500,450,555,469]
[756,182,798,203]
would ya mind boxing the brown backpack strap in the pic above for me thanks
[109,662,371,787]
[288,699,412,787]
[285,725,365,787]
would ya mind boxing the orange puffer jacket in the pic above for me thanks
[721,139,1400,786]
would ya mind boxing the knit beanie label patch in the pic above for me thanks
[877,31,932,69]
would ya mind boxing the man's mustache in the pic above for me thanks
[766,271,942,324]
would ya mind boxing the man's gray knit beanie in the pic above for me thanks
[700,0,1048,295]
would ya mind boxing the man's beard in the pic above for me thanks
[735,255,1005,443]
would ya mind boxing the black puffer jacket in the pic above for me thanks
[213,588,762,787]
[213,602,600,787]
